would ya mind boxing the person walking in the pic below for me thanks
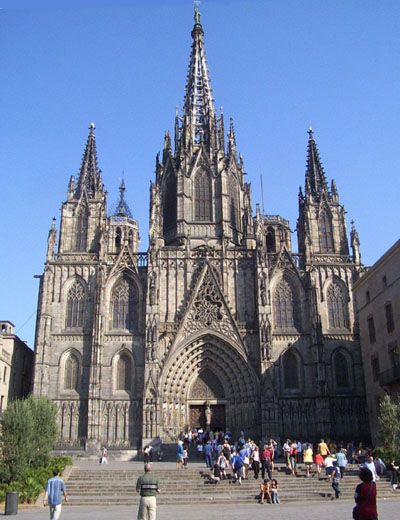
[136,464,160,520]
[336,448,348,478]
[100,446,109,464]
[353,467,378,520]
[43,469,68,520]
[176,440,184,469]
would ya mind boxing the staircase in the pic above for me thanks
[64,461,397,506]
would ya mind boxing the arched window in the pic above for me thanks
[66,282,85,329]
[334,351,349,388]
[111,279,137,331]
[194,170,212,221]
[116,354,131,391]
[75,209,88,251]
[64,353,79,391]
[283,350,299,389]
[228,176,239,230]
[273,278,300,330]
[128,230,134,249]
[115,227,122,251]
[319,209,334,252]
[266,227,276,252]
[327,282,349,330]
[163,172,177,233]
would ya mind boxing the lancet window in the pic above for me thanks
[116,354,132,391]
[334,351,349,389]
[228,176,239,229]
[327,282,349,330]
[283,350,300,389]
[319,209,334,252]
[111,279,137,331]
[65,282,85,329]
[273,279,299,330]
[64,353,79,391]
[163,173,177,233]
[75,209,88,251]
[194,170,212,221]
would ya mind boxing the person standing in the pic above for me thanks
[331,460,341,499]
[176,440,184,469]
[353,467,378,520]
[100,446,109,464]
[43,469,68,520]
[303,443,314,477]
[336,448,348,478]
[136,464,160,520]
[363,455,379,482]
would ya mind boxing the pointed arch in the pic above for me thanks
[228,175,239,230]
[116,353,132,391]
[65,281,86,329]
[319,208,334,252]
[282,348,301,390]
[194,169,212,221]
[115,227,122,251]
[110,277,138,331]
[163,171,177,233]
[64,353,79,391]
[266,226,276,252]
[334,351,350,389]
[273,276,301,331]
[327,280,349,330]
[75,207,88,251]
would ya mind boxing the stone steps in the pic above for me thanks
[64,463,395,505]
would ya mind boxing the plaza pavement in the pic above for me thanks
[12,498,400,520]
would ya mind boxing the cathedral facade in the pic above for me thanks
[33,9,368,449]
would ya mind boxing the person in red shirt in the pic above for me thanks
[353,467,378,520]
[314,453,324,479]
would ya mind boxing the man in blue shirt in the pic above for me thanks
[44,470,68,520]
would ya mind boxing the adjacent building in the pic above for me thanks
[32,7,368,450]
[0,320,33,413]
[353,240,400,443]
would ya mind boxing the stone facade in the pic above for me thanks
[33,9,368,449]
[0,320,33,412]
[353,240,400,444]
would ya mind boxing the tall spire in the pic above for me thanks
[182,2,215,148]
[75,123,103,198]
[113,178,133,219]
[305,127,328,196]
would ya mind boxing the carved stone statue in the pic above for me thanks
[205,402,212,426]
[149,272,157,305]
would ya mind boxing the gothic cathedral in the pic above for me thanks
[33,8,368,450]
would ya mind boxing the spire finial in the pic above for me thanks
[89,122,96,132]
[308,126,314,139]
[194,0,201,24]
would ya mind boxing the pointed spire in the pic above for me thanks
[75,123,103,199]
[228,118,237,156]
[305,127,328,196]
[182,3,215,149]
[113,178,133,219]
[351,219,361,265]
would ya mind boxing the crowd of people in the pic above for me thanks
[174,429,400,504]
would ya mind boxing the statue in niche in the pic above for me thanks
[260,275,267,306]
[205,401,212,427]
[260,317,272,360]
[149,272,157,305]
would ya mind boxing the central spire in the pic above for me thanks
[182,3,215,148]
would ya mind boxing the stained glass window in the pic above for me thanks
[111,279,137,331]
[194,170,212,221]
[327,282,349,330]
[66,282,85,329]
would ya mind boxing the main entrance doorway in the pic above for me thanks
[189,404,226,431]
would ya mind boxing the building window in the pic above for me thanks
[116,354,131,391]
[388,342,399,367]
[111,279,137,331]
[64,354,79,391]
[385,302,395,333]
[273,278,300,330]
[115,227,122,251]
[382,275,387,287]
[228,176,239,230]
[163,172,177,233]
[66,282,85,329]
[334,351,349,388]
[327,282,349,330]
[371,355,380,382]
[194,170,212,221]
[367,316,376,344]
[283,350,299,389]
[318,209,334,252]
[266,227,276,252]
[75,209,88,251]
[3,366,7,383]
[366,290,370,303]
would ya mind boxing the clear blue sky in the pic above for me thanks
[1,0,399,348]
